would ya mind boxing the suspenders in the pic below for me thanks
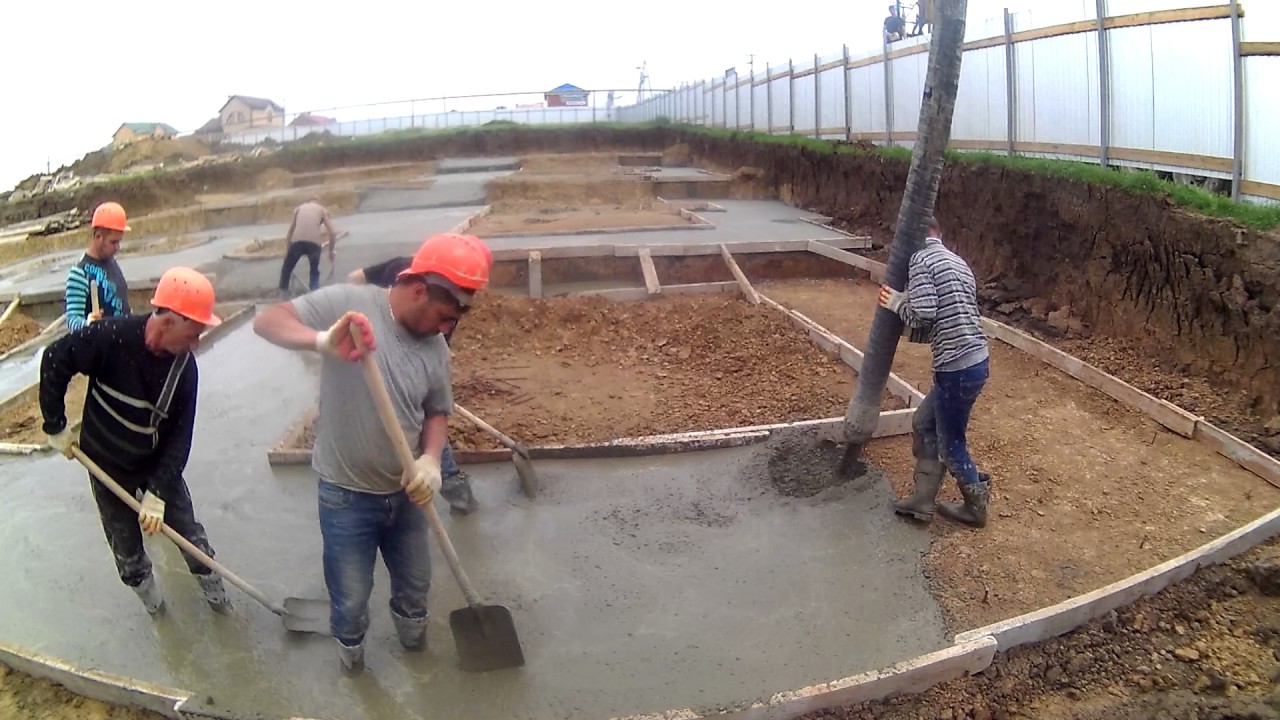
[89,351,190,450]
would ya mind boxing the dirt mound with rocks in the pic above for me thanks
[0,312,42,354]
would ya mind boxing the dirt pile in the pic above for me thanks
[810,540,1280,720]
[0,312,42,354]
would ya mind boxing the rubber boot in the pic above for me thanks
[391,611,429,651]
[197,574,233,613]
[937,474,991,528]
[336,639,365,673]
[132,575,165,616]
[440,471,478,516]
[892,459,945,522]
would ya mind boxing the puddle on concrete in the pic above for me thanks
[0,322,946,720]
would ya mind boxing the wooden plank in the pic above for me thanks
[1241,179,1280,201]
[980,318,1200,437]
[719,244,760,304]
[0,297,19,326]
[959,4,1236,53]
[528,250,543,299]
[816,58,846,73]
[0,642,188,719]
[807,240,887,281]
[1241,41,1280,56]
[638,248,660,295]
[1193,421,1280,490]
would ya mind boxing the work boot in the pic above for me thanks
[336,639,365,673]
[892,459,945,522]
[132,575,165,616]
[391,611,429,652]
[440,471,478,515]
[937,474,992,528]
[197,574,233,613]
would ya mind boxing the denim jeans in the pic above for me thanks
[279,240,322,292]
[317,479,432,645]
[911,358,990,485]
[440,441,461,477]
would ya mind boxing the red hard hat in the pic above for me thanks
[151,267,221,326]
[92,202,130,232]
[398,233,493,306]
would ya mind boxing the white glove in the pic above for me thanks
[47,426,78,459]
[403,455,442,507]
[87,309,104,324]
[314,311,376,362]
[139,491,165,535]
[878,285,908,313]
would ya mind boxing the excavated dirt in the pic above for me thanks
[759,277,1279,634]
[803,539,1280,720]
[285,293,897,454]
[470,204,694,236]
[0,376,88,445]
[0,662,162,720]
[0,312,42,354]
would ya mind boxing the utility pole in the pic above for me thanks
[748,54,756,131]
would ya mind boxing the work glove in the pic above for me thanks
[878,285,908,314]
[47,425,79,459]
[139,491,165,535]
[314,311,377,361]
[403,455,443,508]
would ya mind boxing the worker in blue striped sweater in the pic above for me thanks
[877,216,993,528]
[65,202,132,332]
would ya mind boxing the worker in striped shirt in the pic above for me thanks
[878,217,993,527]
[65,202,132,332]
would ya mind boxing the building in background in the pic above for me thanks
[289,113,337,128]
[112,123,179,147]
[545,84,589,107]
[218,95,285,135]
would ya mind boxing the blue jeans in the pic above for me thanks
[440,441,461,477]
[317,479,432,646]
[911,358,989,485]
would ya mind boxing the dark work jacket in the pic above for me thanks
[39,315,198,501]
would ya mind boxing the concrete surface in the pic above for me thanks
[357,170,508,214]
[437,157,520,174]
[0,323,945,720]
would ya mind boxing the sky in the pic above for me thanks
[2,0,1018,191]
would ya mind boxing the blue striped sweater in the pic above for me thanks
[64,255,130,332]
[895,237,989,372]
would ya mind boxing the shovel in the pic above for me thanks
[453,404,540,499]
[69,446,294,620]
[343,323,525,671]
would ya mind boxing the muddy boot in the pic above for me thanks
[440,471,478,515]
[892,459,945,522]
[197,574,233,613]
[132,575,165,616]
[336,639,365,673]
[391,611,428,652]
[937,474,991,528]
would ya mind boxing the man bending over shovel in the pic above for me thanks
[40,267,231,615]
[253,232,492,672]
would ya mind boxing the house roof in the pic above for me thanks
[194,117,223,135]
[118,122,179,135]
[547,83,586,93]
[219,95,285,113]
[290,113,336,126]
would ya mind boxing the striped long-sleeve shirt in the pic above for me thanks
[64,255,130,332]
[895,237,989,372]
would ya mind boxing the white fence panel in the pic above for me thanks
[793,71,817,133]
[725,78,740,129]
[1244,57,1280,188]
[953,45,1006,145]
[752,80,769,129]
[1107,25,1157,151]
[737,80,753,129]
[850,63,886,135]
[769,75,791,131]
[890,52,926,135]
[1027,33,1097,146]
[818,67,846,132]
[1150,19,1233,160]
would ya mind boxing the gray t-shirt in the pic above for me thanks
[293,284,453,494]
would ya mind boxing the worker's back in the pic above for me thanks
[291,200,329,244]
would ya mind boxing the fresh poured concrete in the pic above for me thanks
[0,319,947,720]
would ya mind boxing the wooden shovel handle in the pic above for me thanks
[348,322,483,608]
[453,404,521,453]
[90,280,100,315]
[70,446,287,616]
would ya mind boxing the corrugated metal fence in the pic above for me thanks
[616,1,1280,204]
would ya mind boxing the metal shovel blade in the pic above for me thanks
[449,604,525,672]
[282,596,331,635]
[512,450,540,499]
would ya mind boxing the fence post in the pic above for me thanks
[1095,0,1109,167]
[1230,0,1244,200]
[766,64,774,133]
[750,64,757,132]
[788,59,796,134]
[1004,8,1017,156]
[882,42,893,146]
[814,53,822,139]
[734,71,741,129]
[843,44,853,141]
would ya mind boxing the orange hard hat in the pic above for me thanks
[91,202,130,232]
[150,267,221,326]
[397,233,493,306]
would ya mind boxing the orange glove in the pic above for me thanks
[315,311,377,361]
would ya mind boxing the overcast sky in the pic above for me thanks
[1,0,1044,191]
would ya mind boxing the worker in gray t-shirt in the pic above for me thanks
[253,232,494,673]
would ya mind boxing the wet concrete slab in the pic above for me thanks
[0,324,946,720]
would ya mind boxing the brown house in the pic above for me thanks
[219,95,285,135]
[112,122,179,147]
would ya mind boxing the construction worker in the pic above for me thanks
[65,202,132,332]
[877,217,992,527]
[253,232,492,672]
[348,253,479,514]
[279,197,339,297]
[40,267,231,615]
